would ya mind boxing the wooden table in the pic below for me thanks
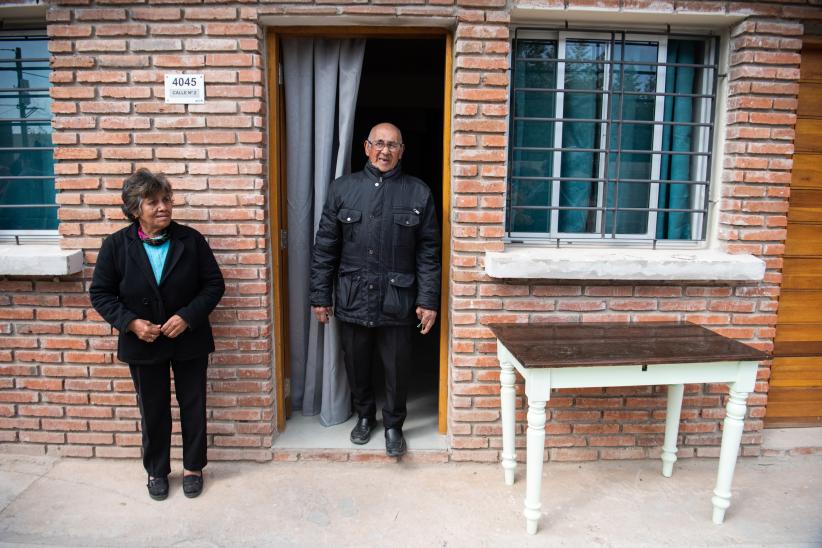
[489,322,768,535]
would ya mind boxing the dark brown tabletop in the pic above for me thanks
[488,322,769,369]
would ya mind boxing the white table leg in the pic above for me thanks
[661,383,684,477]
[711,386,748,524]
[500,355,517,486]
[524,398,547,535]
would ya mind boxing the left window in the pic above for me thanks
[0,31,55,241]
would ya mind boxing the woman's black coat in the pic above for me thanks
[90,221,225,365]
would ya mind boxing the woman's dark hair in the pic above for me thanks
[120,168,173,222]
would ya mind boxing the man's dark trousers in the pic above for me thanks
[338,321,413,429]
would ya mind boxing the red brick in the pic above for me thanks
[36,309,84,321]
[96,446,141,458]
[65,406,114,419]
[185,38,237,52]
[67,432,114,444]
[49,25,93,38]
[18,405,64,417]
[600,448,647,460]
[184,7,236,19]
[76,40,127,53]
[456,24,508,40]
[152,23,203,35]
[205,23,258,35]
[549,448,598,462]
[20,431,68,444]
[41,419,88,431]
[609,299,657,311]
[0,365,38,376]
[95,23,147,36]
[18,378,64,391]
[15,351,63,363]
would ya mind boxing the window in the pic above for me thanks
[0,31,55,242]
[507,29,719,244]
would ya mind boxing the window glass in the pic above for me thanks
[657,39,707,240]
[0,34,55,232]
[510,40,557,233]
[606,41,658,235]
[558,40,606,234]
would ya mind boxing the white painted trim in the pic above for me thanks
[549,34,566,236]
[647,37,668,239]
[485,246,765,281]
[0,245,83,276]
[705,31,730,251]
[511,7,745,30]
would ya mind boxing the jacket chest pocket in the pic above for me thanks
[392,211,420,248]
[337,208,362,243]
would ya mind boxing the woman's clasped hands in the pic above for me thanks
[128,314,189,343]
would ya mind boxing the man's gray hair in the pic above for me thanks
[120,168,173,222]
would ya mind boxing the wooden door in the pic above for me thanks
[767,40,822,427]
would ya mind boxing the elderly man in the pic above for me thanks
[310,122,441,457]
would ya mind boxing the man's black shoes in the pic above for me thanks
[147,475,169,501]
[183,473,204,498]
[350,416,377,445]
[385,427,407,457]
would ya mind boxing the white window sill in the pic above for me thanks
[485,247,765,281]
[0,245,84,276]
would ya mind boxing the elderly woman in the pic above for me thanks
[90,168,224,501]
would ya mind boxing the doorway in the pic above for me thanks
[268,30,451,450]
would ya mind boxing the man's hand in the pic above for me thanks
[128,318,162,343]
[161,314,189,339]
[416,307,437,335]
[312,306,333,324]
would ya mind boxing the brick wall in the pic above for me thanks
[2,4,273,460]
[448,1,810,462]
[0,0,817,462]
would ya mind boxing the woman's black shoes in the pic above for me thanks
[182,473,204,498]
[146,473,203,500]
[147,476,169,501]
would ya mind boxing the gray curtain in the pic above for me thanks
[282,37,366,426]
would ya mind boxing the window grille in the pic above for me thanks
[506,28,720,245]
[0,30,55,242]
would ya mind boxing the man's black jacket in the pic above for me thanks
[310,162,441,327]
[90,221,225,365]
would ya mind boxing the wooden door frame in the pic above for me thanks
[266,27,453,435]
[266,34,290,433]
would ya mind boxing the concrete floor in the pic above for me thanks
[761,427,822,453]
[0,451,820,547]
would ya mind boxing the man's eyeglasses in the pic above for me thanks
[367,140,403,152]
